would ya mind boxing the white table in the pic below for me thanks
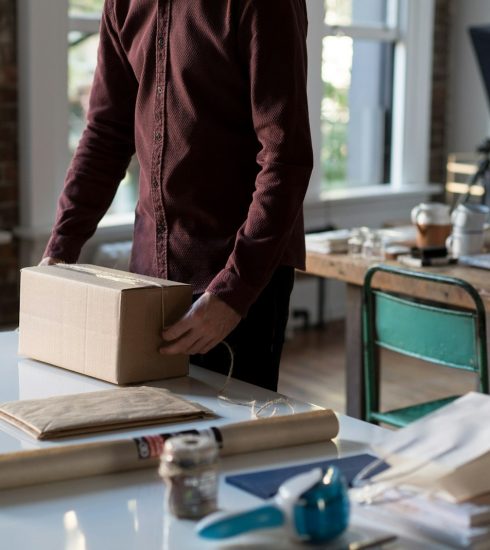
[0,331,444,549]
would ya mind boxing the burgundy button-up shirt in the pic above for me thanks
[45,0,313,316]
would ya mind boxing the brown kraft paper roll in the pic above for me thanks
[0,409,338,491]
[219,409,339,456]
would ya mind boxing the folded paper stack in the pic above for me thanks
[0,386,213,439]
[356,487,490,548]
[353,393,490,548]
[305,229,351,254]
[18,264,192,384]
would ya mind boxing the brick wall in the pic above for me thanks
[429,0,451,187]
[0,0,19,327]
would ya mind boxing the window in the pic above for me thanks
[68,0,138,215]
[306,0,435,199]
[314,0,398,189]
[320,0,397,189]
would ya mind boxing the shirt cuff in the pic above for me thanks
[43,234,85,264]
[206,268,262,318]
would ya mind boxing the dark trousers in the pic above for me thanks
[191,266,295,391]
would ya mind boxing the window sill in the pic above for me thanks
[304,183,442,208]
[98,212,135,228]
[16,212,135,239]
[302,183,443,231]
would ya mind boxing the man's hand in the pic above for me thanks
[39,257,64,266]
[160,292,241,355]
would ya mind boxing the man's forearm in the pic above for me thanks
[205,0,312,317]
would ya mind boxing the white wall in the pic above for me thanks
[448,0,490,153]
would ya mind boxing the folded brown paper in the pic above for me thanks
[0,387,213,440]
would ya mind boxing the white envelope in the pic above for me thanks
[370,393,490,502]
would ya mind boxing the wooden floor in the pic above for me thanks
[278,320,476,415]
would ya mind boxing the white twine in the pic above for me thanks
[217,341,295,418]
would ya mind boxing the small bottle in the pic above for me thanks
[347,228,364,256]
[159,433,219,519]
[362,230,385,261]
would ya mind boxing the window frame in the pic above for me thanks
[306,0,435,201]
[17,0,436,234]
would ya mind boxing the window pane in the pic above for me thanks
[321,36,393,188]
[324,0,390,27]
[69,0,104,17]
[68,31,138,215]
[68,32,99,153]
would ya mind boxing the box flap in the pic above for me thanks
[21,265,190,292]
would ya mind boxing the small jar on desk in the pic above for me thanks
[348,227,369,257]
[362,230,385,261]
[160,433,219,519]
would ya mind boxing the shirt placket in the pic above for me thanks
[151,0,171,278]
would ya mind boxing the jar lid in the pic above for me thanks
[162,433,219,469]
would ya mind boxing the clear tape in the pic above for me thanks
[52,264,166,330]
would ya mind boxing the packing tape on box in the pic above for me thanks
[53,264,160,287]
[0,409,338,491]
[53,264,167,327]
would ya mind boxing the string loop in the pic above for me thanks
[217,341,295,418]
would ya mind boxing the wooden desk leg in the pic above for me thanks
[486,313,490,392]
[346,283,365,419]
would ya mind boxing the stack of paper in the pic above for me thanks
[377,225,417,246]
[354,488,490,548]
[458,253,490,270]
[305,229,351,254]
[305,226,417,255]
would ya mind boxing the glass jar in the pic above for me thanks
[159,432,219,519]
[362,230,385,261]
[347,227,364,256]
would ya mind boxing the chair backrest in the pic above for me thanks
[363,265,488,391]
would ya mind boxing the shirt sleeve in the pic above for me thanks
[206,0,313,317]
[43,0,138,263]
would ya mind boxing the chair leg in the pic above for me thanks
[315,277,326,329]
[292,309,310,330]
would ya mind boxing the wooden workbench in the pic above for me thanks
[304,251,490,418]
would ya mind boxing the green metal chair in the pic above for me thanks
[362,265,489,427]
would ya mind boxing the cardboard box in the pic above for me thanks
[18,264,192,384]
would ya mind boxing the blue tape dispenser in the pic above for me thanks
[196,466,350,543]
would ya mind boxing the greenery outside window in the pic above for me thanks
[321,0,398,189]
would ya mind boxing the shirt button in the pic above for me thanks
[158,37,164,48]
[157,86,163,95]
[152,179,158,188]
[155,131,162,141]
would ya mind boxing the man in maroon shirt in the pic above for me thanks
[42,0,313,390]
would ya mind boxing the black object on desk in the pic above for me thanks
[411,246,448,259]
